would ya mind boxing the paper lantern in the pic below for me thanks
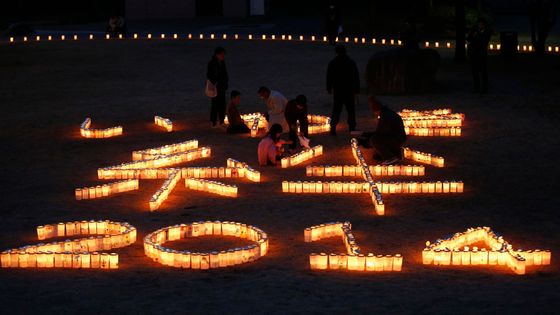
[185,178,238,197]
[80,118,123,138]
[0,220,135,269]
[423,227,551,275]
[75,179,138,200]
[144,221,268,269]
[280,145,323,168]
[154,116,173,132]
[399,108,464,136]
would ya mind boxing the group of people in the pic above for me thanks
[206,45,408,167]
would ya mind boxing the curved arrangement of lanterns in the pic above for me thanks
[306,222,402,272]
[422,227,551,275]
[0,220,136,269]
[143,221,268,269]
[80,117,123,138]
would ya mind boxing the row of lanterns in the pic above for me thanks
[75,179,139,200]
[399,109,464,137]
[113,147,211,170]
[132,139,199,161]
[143,221,268,269]
[306,164,426,177]
[350,138,385,215]
[306,222,402,272]
[185,178,238,198]
[282,180,464,194]
[1,220,136,269]
[80,117,122,139]
[154,115,173,132]
[97,165,259,181]
[226,158,261,182]
[225,113,331,137]
[8,33,560,55]
[402,147,445,168]
[280,145,323,168]
[423,227,551,275]
[149,169,181,211]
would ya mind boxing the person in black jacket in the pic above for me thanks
[284,94,309,150]
[327,45,360,135]
[467,19,492,94]
[358,96,406,165]
[207,47,229,127]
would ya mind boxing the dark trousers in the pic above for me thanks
[210,90,226,125]
[227,123,250,134]
[330,93,356,132]
[471,55,488,92]
[369,134,405,161]
[288,123,303,149]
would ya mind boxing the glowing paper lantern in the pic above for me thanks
[423,227,551,275]
[80,118,123,139]
[402,147,445,167]
[132,140,198,161]
[154,115,173,132]
[280,145,323,168]
[399,108,465,137]
[143,221,268,269]
[185,178,238,197]
[306,222,402,272]
[150,169,182,211]
[0,220,135,269]
[75,179,139,200]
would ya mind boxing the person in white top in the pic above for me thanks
[258,86,288,132]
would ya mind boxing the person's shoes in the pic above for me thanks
[381,156,401,165]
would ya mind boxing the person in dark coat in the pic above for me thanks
[284,94,309,150]
[207,47,229,127]
[467,19,492,94]
[226,90,250,134]
[357,96,406,165]
[327,45,360,135]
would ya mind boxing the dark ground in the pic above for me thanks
[0,38,559,314]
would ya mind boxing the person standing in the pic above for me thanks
[327,45,360,135]
[257,86,288,132]
[207,47,229,127]
[467,19,492,94]
[284,94,309,150]
[226,90,250,134]
[325,4,341,45]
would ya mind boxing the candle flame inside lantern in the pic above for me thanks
[306,222,402,272]
[1,220,136,269]
[143,221,268,269]
[423,226,551,275]
[80,117,123,138]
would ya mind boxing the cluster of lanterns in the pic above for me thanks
[306,222,402,272]
[399,109,464,137]
[185,178,238,197]
[280,145,323,168]
[84,140,260,210]
[306,165,425,177]
[402,147,445,167]
[423,227,551,275]
[225,113,331,137]
[154,116,173,132]
[75,179,139,200]
[143,221,268,269]
[80,118,122,139]
[282,180,463,194]
[351,138,385,215]
[0,220,136,269]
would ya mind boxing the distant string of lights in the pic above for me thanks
[4,32,559,54]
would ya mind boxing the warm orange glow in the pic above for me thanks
[423,227,551,275]
[281,145,323,168]
[399,108,464,137]
[185,178,238,197]
[1,220,136,269]
[80,118,123,138]
[402,147,444,167]
[154,115,173,132]
[306,222,402,272]
[306,164,425,177]
[143,221,268,269]
[75,179,139,200]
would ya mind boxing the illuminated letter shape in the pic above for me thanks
[1,220,136,269]
[280,145,323,168]
[305,222,402,272]
[423,226,551,275]
[144,221,268,269]
[80,117,123,138]
[399,108,464,137]
[154,115,173,132]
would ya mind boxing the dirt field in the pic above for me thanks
[0,38,559,314]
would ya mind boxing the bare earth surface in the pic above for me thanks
[0,39,559,314]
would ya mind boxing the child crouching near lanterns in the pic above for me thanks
[258,123,291,166]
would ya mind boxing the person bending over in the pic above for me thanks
[257,86,288,132]
[226,90,250,134]
[258,124,289,166]
[284,94,309,150]
[358,96,406,165]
